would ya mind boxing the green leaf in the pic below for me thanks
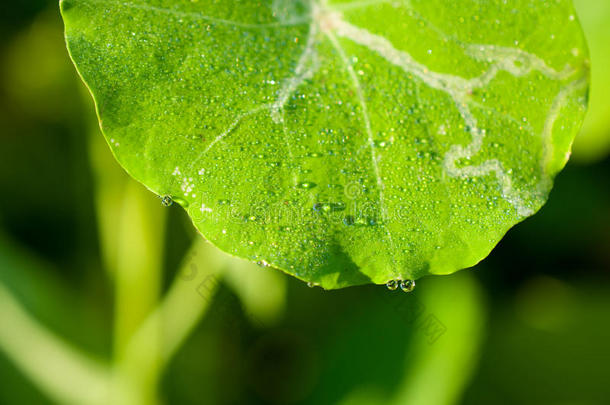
[61,0,589,289]
[572,0,610,162]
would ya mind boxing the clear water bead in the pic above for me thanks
[386,280,398,291]
[400,279,416,293]
[161,196,173,207]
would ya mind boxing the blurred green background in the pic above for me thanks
[0,1,608,404]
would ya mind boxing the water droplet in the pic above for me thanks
[313,203,330,213]
[400,279,416,293]
[217,199,231,205]
[297,182,317,189]
[343,215,355,226]
[314,202,346,213]
[161,196,173,207]
[307,282,315,288]
[353,216,377,226]
[373,140,391,148]
[386,280,398,291]
[256,260,270,267]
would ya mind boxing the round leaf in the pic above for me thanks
[61,0,589,289]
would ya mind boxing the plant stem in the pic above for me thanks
[0,284,110,405]
[103,180,165,405]
[113,238,226,404]
[112,180,166,357]
[90,129,167,403]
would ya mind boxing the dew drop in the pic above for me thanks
[386,280,398,291]
[373,140,390,148]
[313,202,331,213]
[161,196,173,207]
[297,181,317,189]
[352,217,364,226]
[307,282,315,288]
[343,215,355,226]
[331,202,346,212]
[314,202,346,213]
[400,279,416,293]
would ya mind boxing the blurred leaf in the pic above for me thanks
[111,238,231,405]
[165,272,485,405]
[222,258,287,326]
[464,278,610,405]
[389,273,485,405]
[0,233,111,405]
[62,0,588,288]
[0,233,111,355]
[0,283,110,405]
[572,0,610,162]
[3,9,79,120]
[329,273,485,405]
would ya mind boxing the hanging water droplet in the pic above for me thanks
[161,196,173,207]
[256,260,270,268]
[400,279,416,293]
[307,282,315,288]
[386,280,398,291]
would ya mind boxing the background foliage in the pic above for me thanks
[0,0,609,404]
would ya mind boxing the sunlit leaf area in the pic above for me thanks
[1,0,609,404]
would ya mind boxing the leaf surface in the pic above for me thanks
[61,0,589,288]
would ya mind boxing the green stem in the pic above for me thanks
[114,238,227,404]
[112,181,166,357]
[0,284,110,405]
[90,130,167,403]
[106,181,166,405]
